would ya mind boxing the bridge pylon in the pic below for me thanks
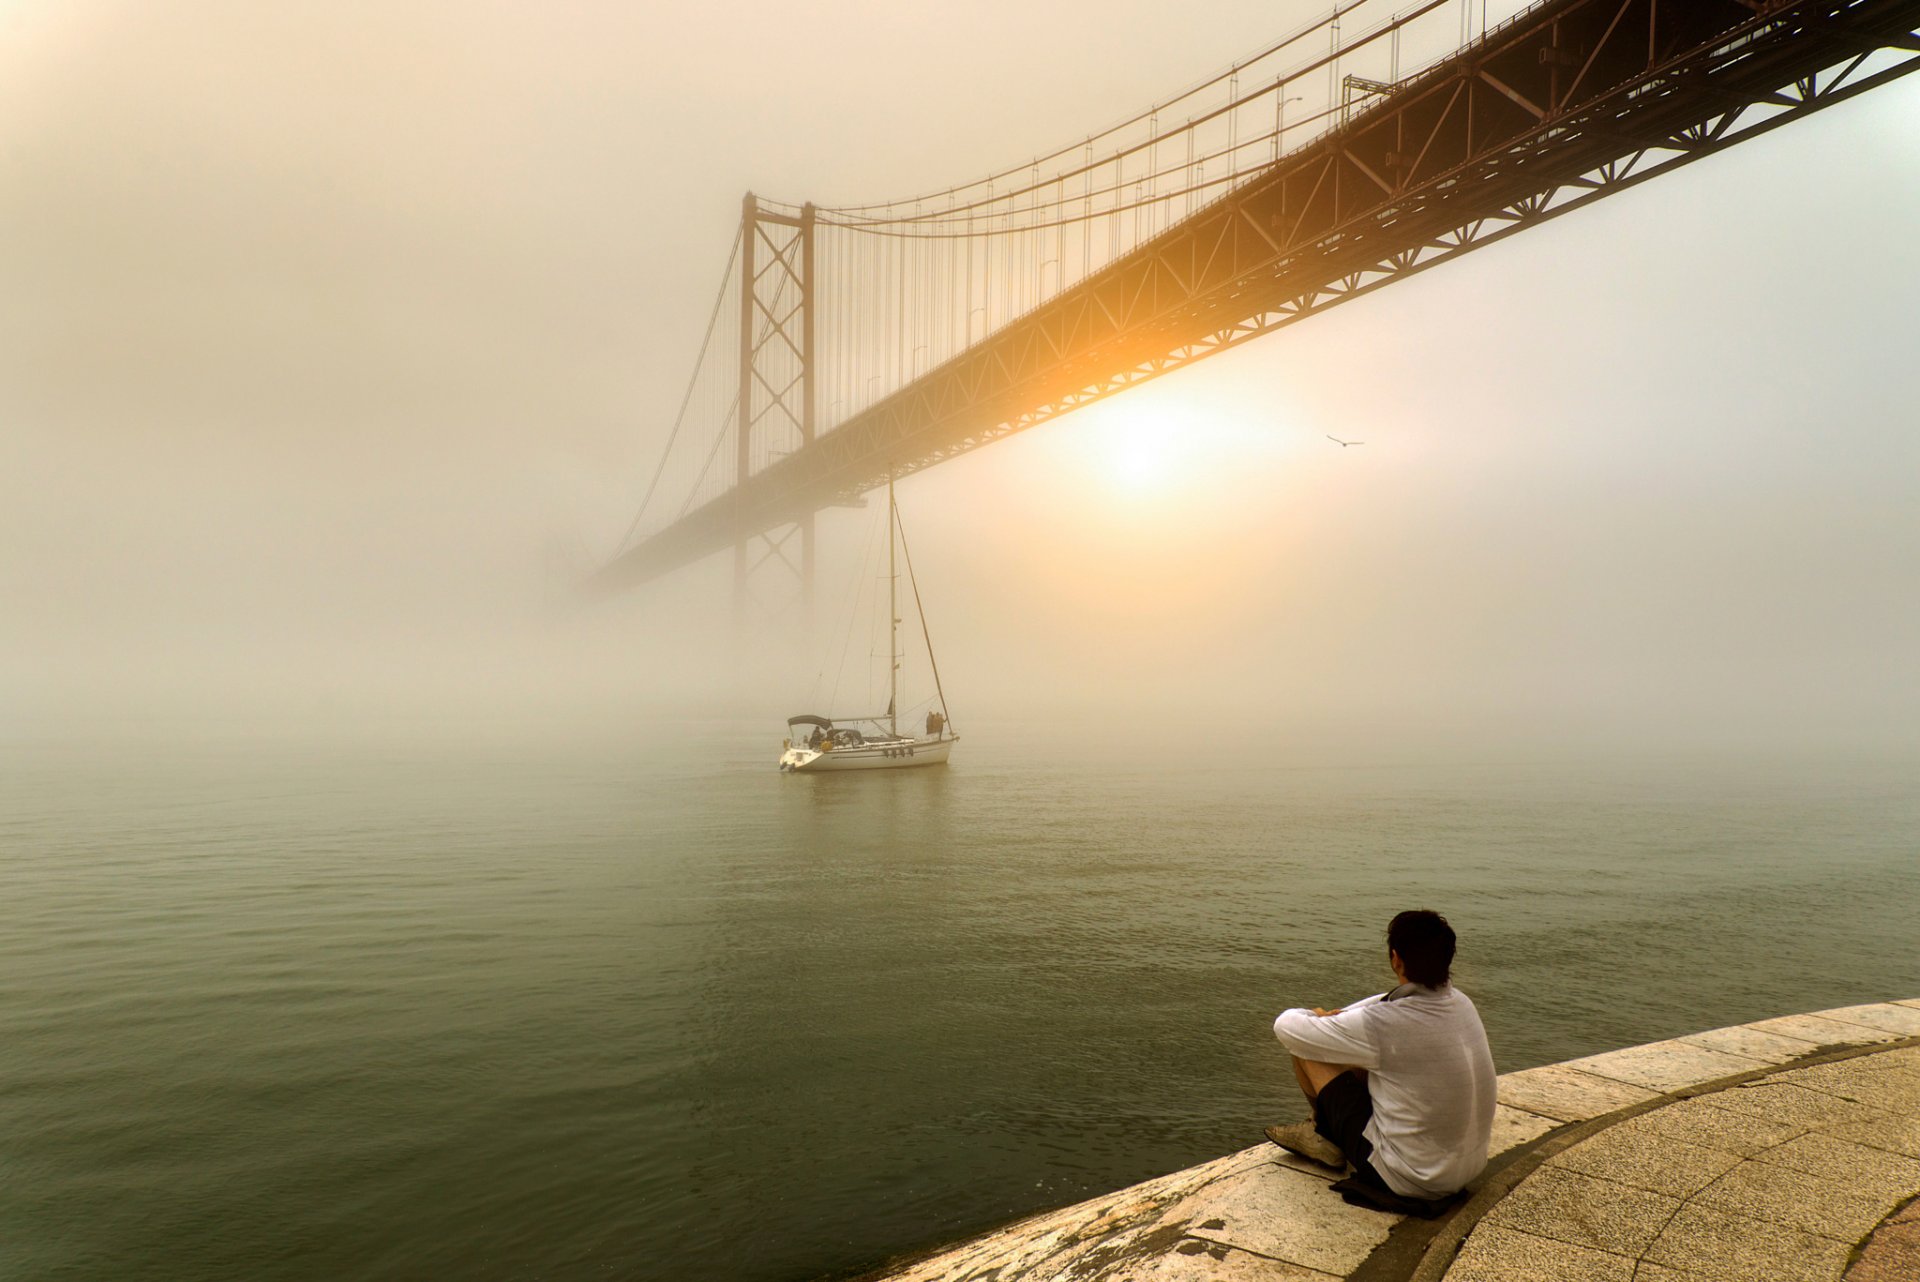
[732,192,816,632]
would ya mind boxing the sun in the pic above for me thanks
[1086,399,1205,500]
[1027,387,1300,511]
[1106,413,1174,495]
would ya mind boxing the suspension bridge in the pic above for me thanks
[594,0,1920,611]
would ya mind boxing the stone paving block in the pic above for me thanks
[1697,1080,1890,1130]
[1845,1239,1920,1282]
[881,1148,1264,1281]
[1488,1103,1561,1157]
[1811,1046,1920,1071]
[1753,1131,1920,1206]
[1692,1155,1898,1241]
[1873,1047,1920,1072]
[880,1006,1920,1282]
[1883,1193,1920,1228]
[1482,1166,1678,1256]
[1155,1145,1271,1194]
[1625,1094,1808,1156]
[1750,1014,1904,1048]
[1776,1051,1920,1088]
[1842,1195,1920,1282]
[1814,1004,1920,1037]
[1105,1239,1343,1281]
[1641,1201,1852,1282]
[1773,1060,1920,1118]
[1171,1157,1397,1276]
[1545,1122,1742,1198]
[886,1232,1047,1281]
[1824,1111,1920,1159]
[1681,1023,1824,1065]
[1235,1140,1343,1183]
[887,1211,1101,1281]
[1212,1144,1287,1178]
[1444,1223,1635,1281]
[1565,1039,1769,1093]
[1265,1150,1346,1180]
[1497,1064,1662,1122]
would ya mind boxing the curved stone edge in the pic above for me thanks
[1397,1032,1920,1282]
[859,999,1920,1282]
[1844,1192,1920,1281]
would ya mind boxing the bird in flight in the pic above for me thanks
[1327,435,1365,447]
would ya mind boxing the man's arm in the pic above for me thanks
[1307,991,1385,1018]
[1272,995,1386,1066]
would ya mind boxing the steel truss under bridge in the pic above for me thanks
[596,0,1920,598]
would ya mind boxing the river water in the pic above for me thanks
[3,715,1917,1281]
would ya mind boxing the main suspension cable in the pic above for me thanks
[774,0,1392,217]
[611,226,743,556]
[816,98,1345,238]
[814,0,1448,229]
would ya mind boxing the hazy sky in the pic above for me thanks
[3,1,1916,754]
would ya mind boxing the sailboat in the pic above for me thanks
[778,476,957,773]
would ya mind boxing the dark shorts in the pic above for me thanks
[1312,1070,1394,1195]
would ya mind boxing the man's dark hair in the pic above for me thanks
[1387,910,1456,986]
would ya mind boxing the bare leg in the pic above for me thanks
[1267,1058,1366,1165]
[1292,1056,1366,1106]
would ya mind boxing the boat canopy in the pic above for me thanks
[787,714,834,729]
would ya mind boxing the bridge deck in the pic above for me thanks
[596,0,1920,593]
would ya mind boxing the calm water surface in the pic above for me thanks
[3,717,1917,1281]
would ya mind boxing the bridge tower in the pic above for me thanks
[733,192,815,629]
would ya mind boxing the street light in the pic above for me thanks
[1274,94,1306,162]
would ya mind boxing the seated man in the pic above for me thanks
[1267,910,1494,1215]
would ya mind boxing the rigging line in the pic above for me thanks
[833,495,883,717]
[827,498,882,716]
[803,0,1446,224]
[610,226,743,558]
[892,499,952,733]
[790,0,1389,216]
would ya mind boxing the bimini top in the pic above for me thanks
[786,714,834,729]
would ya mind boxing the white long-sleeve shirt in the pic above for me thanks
[1272,983,1495,1199]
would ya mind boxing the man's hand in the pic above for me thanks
[1309,1007,1344,1017]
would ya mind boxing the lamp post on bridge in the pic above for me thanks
[1274,94,1304,162]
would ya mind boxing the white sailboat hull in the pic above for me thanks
[780,736,957,773]
[782,478,959,776]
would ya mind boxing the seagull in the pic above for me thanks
[1327,435,1365,447]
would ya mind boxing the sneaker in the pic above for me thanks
[1263,1121,1346,1169]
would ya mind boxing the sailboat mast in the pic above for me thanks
[888,472,898,738]
[894,500,950,736]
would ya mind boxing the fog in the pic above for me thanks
[4,1,1917,760]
